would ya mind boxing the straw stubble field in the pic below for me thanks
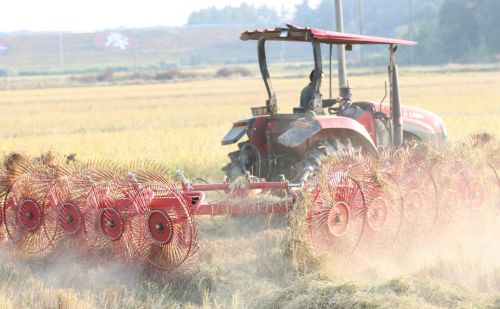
[0,70,498,308]
[0,71,499,179]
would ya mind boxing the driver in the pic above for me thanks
[299,69,321,110]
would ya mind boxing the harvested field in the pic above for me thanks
[0,71,499,178]
[0,70,499,308]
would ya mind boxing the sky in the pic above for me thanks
[1,0,321,33]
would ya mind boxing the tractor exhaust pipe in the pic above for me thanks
[389,45,402,147]
[392,65,402,147]
[335,0,347,89]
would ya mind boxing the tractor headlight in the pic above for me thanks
[441,121,448,140]
[434,117,447,145]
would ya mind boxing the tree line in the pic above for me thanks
[187,0,500,64]
[425,0,499,63]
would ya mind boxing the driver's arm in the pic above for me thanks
[322,97,341,108]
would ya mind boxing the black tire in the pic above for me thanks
[222,141,256,179]
[294,138,351,178]
[222,138,351,182]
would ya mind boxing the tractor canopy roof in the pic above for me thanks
[241,24,416,46]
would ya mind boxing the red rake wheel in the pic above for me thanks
[19,199,42,231]
[362,172,404,251]
[487,161,499,191]
[58,202,82,236]
[403,189,425,223]
[363,195,392,254]
[83,182,137,262]
[3,175,56,255]
[486,162,500,211]
[464,179,485,209]
[326,201,350,236]
[98,207,124,241]
[43,176,94,248]
[130,182,197,271]
[453,170,486,210]
[398,165,439,243]
[308,172,366,256]
[307,197,351,241]
[438,188,459,226]
[366,197,387,232]
[147,209,174,245]
[324,156,373,183]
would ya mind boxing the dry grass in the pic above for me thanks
[0,70,498,179]
[0,70,498,308]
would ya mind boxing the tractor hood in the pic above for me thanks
[379,103,447,147]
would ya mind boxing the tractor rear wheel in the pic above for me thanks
[222,138,352,182]
[222,141,259,179]
[293,138,352,180]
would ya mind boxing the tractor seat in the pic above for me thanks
[293,107,306,114]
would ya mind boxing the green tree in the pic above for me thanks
[293,0,443,35]
[438,0,479,61]
[414,21,444,64]
[477,0,500,54]
[411,3,444,64]
[293,0,317,27]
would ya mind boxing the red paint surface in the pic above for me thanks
[242,24,416,46]
[379,103,443,133]
[354,111,377,143]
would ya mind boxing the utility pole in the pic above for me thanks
[58,32,65,66]
[408,0,414,65]
[133,28,138,72]
[358,0,364,63]
[335,0,347,90]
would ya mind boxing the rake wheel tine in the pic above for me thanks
[126,160,171,177]
[44,175,92,250]
[79,159,123,182]
[129,181,199,271]
[460,171,484,208]
[425,167,440,233]
[307,163,367,257]
[387,171,404,244]
[3,173,57,257]
[133,169,171,185]
[486,161,500,193]
[82,179,138,263]
[347,176,368,254]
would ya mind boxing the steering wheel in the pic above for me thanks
[338,99,352,114]
[328,98,351,115]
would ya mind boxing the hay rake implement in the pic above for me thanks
[0,142,497,273]
[0,26,498,274]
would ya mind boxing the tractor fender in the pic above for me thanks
[403,118,437,145]
[221,117,254,145]
[277,115,377,154]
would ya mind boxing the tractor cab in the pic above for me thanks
[222,24,447,180]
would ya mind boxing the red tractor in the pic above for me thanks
[222,24,447,181]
